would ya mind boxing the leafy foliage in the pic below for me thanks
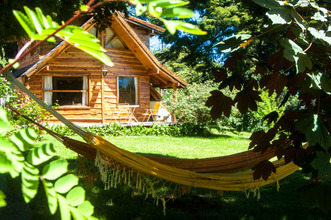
[51,122,210,137]
[162,80,218,124]
[152,0,265,80]
[0,108,97,219]
[13,6,113,67]
[134,0,206,35]
[205,0,331,211]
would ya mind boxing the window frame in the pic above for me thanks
[43,74,90,108]
[117,76,139,106]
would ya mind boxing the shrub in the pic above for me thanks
[162,80,218,125]
[50,123,211,137]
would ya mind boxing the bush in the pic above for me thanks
[50,123,211,137]
[162,80,218,125]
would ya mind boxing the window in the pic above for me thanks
[117,77,138,105]
[44,76,88,106]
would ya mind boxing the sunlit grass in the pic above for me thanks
[41,132,251,159]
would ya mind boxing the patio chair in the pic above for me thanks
[143,102,161,122]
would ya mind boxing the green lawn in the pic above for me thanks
[48,132,252,160]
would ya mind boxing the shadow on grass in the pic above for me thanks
[1,158,328,220]
[84,168,328,220]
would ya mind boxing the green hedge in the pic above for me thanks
[49,123,211,137]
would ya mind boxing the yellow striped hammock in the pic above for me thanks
[5,71,303,204]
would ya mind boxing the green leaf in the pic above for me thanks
[0,152,13,174]
[9,128,37,152]
[0,190,6,207]
[0,136,17,153]
[297,72,323,95]
[308,27,331,45]
[54,174,79,194]
[7,149,24,178]
[0,109,12,134]
[280,38,311,73]
[321,74,331,94]
[161,8,195,18]
[77,201,94,216]
[80,5,90,12]
[42,160,68,180]
[280,38,303,59]
[311,151,331,178]
[57,194,71,220]
[215,34,252,52]
[312,11,328,22]
[267,8,293,24]
[13,10,35,38]
[21,162,39,203]
[76,45,114,67]
[66,186,85,207]
[42,180,58,214]
[252,0,283,8]
[69,206,84,220]
[149,0,189,8]
[36,7,51,29]
[24,6,43,34]
[253,0,294,25]
[135,2,147,16]
[295,53,312,73]
[162,19,177,34]
[295,113,331,151]
[27,143,56,166]
[162,20,206,35]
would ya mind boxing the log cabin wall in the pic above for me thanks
[27,46,150,124]
[104,48,150,123]
[17,40,60,69]
[129,25,151,48]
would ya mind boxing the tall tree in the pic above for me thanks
[152,0,265,81]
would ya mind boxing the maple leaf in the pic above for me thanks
[246,78,259,90]
[267,50,292,72]
[234,89,262,114]
[263,111,279,124]
[252,160,276,181]
[249,128,276,151]
[270,133,291,159]
[265,72,288,96]
[206,90,234,119]
[218,75,243,91]
[213,68,227,83]
[284,146,306,166]
[295,113,331,151]
[224,51,242,70]
[276,110,303,131]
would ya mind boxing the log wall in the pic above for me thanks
[27,46,151,124]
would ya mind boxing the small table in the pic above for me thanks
[116,104,138,123]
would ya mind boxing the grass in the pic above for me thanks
[46,131,252,159]
[2,132,329,220]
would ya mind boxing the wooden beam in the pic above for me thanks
[172,83,177,122]
[101,68,105,124]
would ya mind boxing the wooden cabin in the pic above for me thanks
[13,12,187,124]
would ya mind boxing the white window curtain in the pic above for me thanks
[82,76,88,106]
[44,76,52,106]
[134,77,138,105]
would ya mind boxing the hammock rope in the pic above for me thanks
[5,71,302,197]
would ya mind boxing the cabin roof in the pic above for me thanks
[13,12,186,88]
[121,13,165,35]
